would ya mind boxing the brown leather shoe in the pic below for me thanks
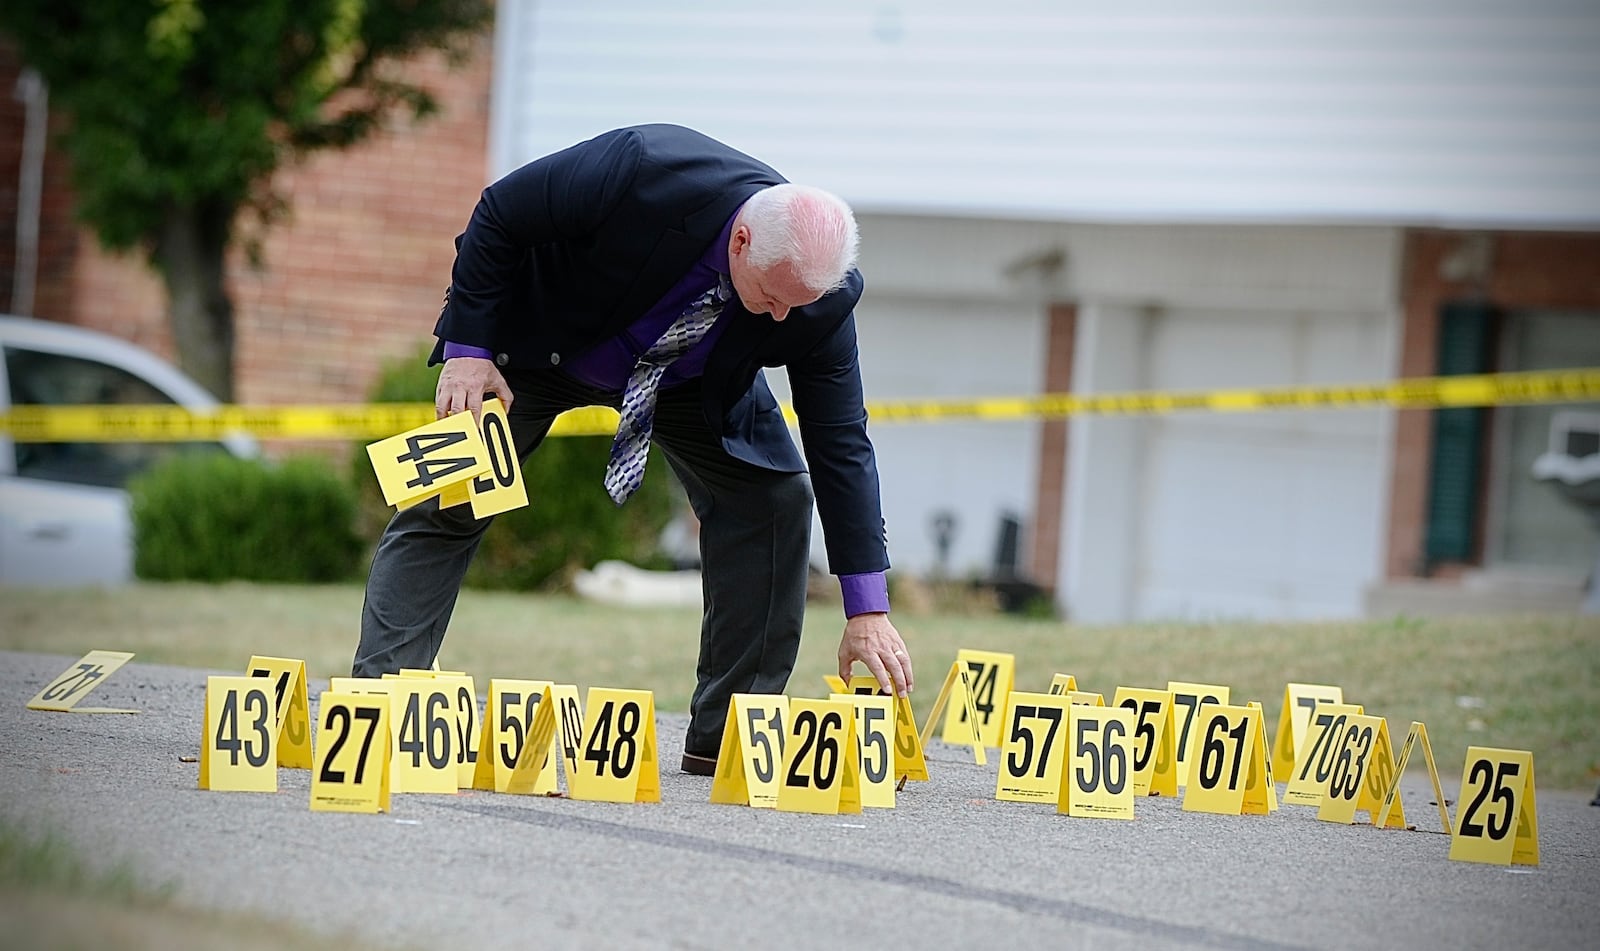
[680,751,717,776]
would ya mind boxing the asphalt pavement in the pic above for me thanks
[2,650,1596,950]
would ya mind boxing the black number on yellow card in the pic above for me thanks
[216,687,271,767]
[584,700,642,777]
[1005,704,1064,780]
[786,710,843,790]
[559,696,583,763]
[894,702,918,762]
[860,706,889,784]
[1173,693,1219,764]
[319,705,381,784]
[455,685,477,765]
[1195,714,1246,790]
[250,668,290,720]
[959,662,999,723]
[399,431,475,490]
[1328,723,1374,801]
[250,667,306,745]
[1119,698,1161,771]
[41,663,105,702]
[472,413,518,493]
[1296,712,1348,783]
[1074,715,1129,794]
[399,691,451,769]
[499,691,541,770]
[1459,758,1521,841]
[746,707,782,783]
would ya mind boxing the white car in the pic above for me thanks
[0,315,257,586]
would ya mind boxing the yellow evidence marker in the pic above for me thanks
[833,693,897,808]
[824,674,928,783]
[472,679,558,795]
[1059,704,1137,820]
[995,691,1072,804]
[467,398,529,518]
[1270,683,1344,780]
[1375,721,1452,833]
[493,682,581,795]
[384,679,458,794]
[1166,681,1231,788]
[396,671,480,788]
[919,661,988,766]
[1180,703,1261,816]
[310,691,392,813]
[366,410,491,508]
[1046,673,1079,695]
[776,698,862,815]
[939,649,1014,749]
[27,650,137,713]
[1283,702,1365,807]
[1316,714,1403,828]
[1111,687,1179,797]
[1449,748,1540,866]
[199,675,277,792]
[1242,702,1279,815]
[570,688,660,804]
[245,656,311,770]
[1068,691,1105,706]
[711,694,790,808]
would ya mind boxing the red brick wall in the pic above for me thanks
[2,33,494,406]
[1387,230,1600,579]
[0,37,80,322]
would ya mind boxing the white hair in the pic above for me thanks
[738,184,859,294]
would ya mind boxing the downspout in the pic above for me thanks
[11,67,47,317]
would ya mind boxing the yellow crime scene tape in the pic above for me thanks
[0,368,1595,442]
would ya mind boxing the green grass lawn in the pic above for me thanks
[3,582,1596,789]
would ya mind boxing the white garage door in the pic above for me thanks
[768,294,1046,578]
[1134,307,1391,620]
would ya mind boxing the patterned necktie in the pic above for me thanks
[604,275,731,503]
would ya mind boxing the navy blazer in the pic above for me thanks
[431,124,888,576]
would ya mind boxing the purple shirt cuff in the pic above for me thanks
[839,572,890,618]
[443,341,494,361]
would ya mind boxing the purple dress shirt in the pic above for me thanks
[443,211,889,619]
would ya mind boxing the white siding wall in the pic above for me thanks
[494,0,1600,227]
[767,293,1046,578]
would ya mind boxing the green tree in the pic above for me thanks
[0,0,493,399]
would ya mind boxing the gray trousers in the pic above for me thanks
[353,367,813,756]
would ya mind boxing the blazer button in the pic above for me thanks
[549,353,562,366]
[495,353,509,367]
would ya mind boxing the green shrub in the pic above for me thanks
[131,453,362,582]
[352,345,676,590]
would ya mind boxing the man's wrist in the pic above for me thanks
[443,341,494,361]
[840,571,890,618]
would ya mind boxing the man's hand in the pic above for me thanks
[838,612,914,698]
[436,356,512,422]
